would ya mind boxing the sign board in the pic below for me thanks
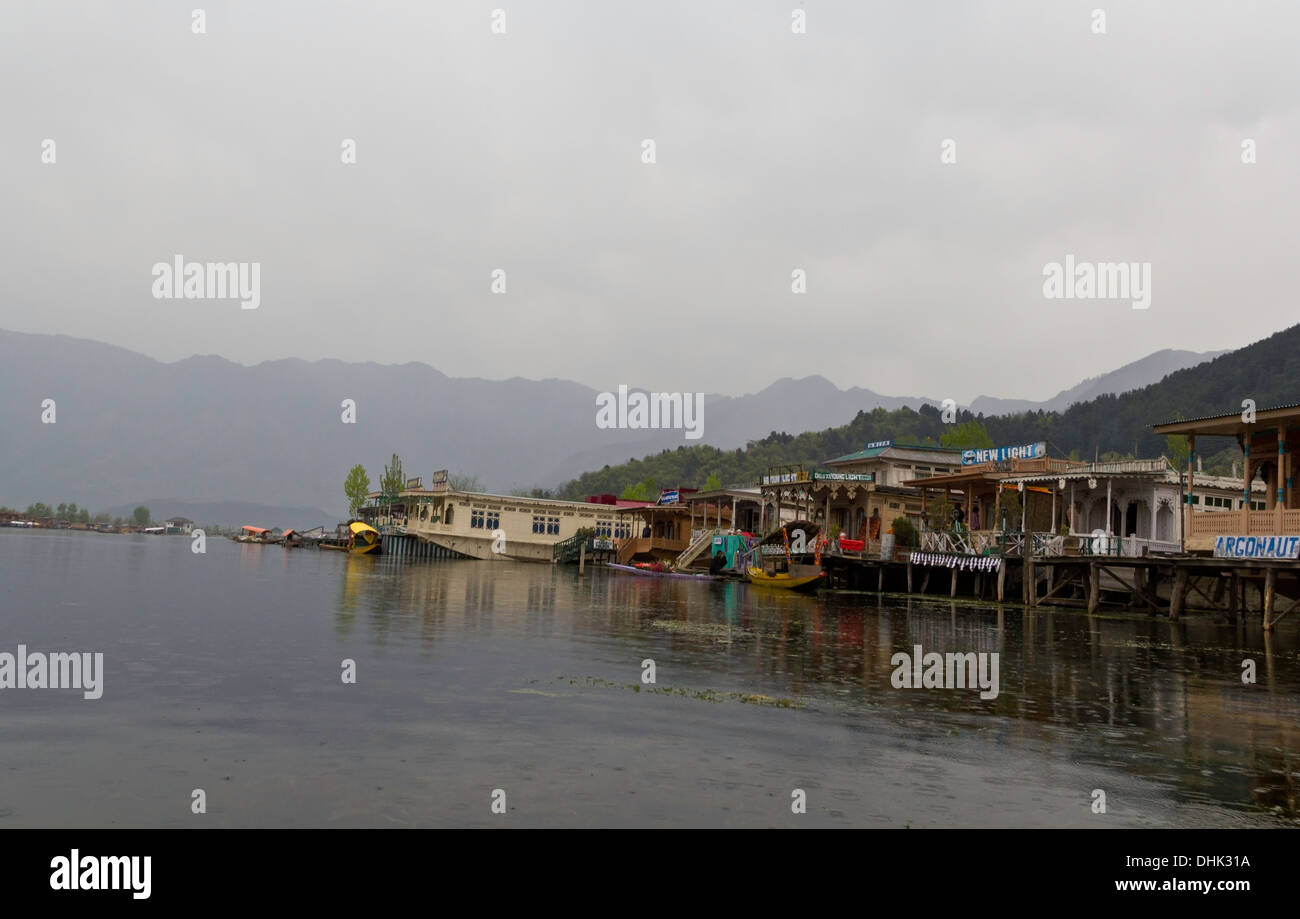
[431,470,449,493]
[1213,535,1300,560]
[962,442,1047,466]
[406,476,422,490]
[592,538,614,550]
[865,440,893,450]
[812,472,874,483]
[658,490,679,505]
[761,472,810,486]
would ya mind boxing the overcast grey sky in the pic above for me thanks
[2,1,1297,401]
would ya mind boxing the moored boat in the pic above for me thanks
[608,562,723,581]
[231,525,279,544]
[320,521,382,555]
[745,520,826,591]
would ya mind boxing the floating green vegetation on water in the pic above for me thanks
[648,619,754,640]
[559,675,803,709]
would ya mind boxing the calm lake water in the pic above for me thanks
[3,527,1299,828]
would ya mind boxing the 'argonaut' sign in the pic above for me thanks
[1213,535,1300,560]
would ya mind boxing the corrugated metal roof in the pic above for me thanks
[1152,402,1300,428]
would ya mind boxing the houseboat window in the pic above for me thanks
[1250,500,1265,510]
[532,515,544,534]
[486,512,500,529]
[547,516,560,535]
[444,506,454,525]
[595,522,612,537]
[471,510,486,529]
[614,523,631,539]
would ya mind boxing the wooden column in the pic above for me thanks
[907,559,913,593]
[997,560,1006,602]
[1170,567,1188,620]
[950,566,958,597]
[1186,434,1196,542]
[1087,561,1099,613]
[1264,567,1277,631]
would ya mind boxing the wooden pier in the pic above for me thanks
[823,552,1300,631]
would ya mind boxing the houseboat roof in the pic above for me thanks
[1153,403,1300,437]
[613,503,692,516]
[1001,458,1172,484]
[824,442,964,466]
[681,486,762,502]
[240,525,270,534]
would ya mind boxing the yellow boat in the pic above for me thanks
[321,521,383,555]
[746,565,824,591]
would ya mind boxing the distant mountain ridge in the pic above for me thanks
[970,348,1226,415]
[0,329,1226,514]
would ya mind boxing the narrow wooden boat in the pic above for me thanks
[746,566,825,591]
[608,562,723,581]
[746,520,825,591]
[230,525,279,544]
[320,521,382,555]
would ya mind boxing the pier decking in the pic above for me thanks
[822,550,1299,631]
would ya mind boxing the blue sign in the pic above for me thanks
[962,442,1047,465]
[658,490,679,505]
[1213,535,1300,560]
[865,440,893,450]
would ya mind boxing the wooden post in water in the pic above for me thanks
[1170,567,1188,620]
[907,560,913,594]
[877,564,884,593]
[1087,561,1100,614]
[579,542,586,574]
[1263,567,1277,632]
[997,560,1006,602]
[950,566,958,597]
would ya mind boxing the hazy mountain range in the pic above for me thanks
[0,329,1220,522]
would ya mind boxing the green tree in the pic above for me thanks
[56,503,68,519]
[620,479,655,502]
[449,473,482,492]
[132,506,151,527]
[78,508,91,524]
[703,471,723,491]
[344,465,371,518]
[380,453,405,496]
[940,420,994,450]
[27,502,52,518]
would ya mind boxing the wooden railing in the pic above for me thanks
[1187,506,1300,537]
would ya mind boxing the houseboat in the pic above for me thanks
[360,471,647,561]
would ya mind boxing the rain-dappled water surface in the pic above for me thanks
[3,528,1299,827]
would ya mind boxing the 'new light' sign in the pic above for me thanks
[962,442,1046,466]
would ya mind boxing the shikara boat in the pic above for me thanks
[231,525,279,544]
[608,562,723,581]
[320,521,382,555]
[745,520,825,591]
[746,565,825,591]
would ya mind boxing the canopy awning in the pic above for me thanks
[241,525,269,534]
